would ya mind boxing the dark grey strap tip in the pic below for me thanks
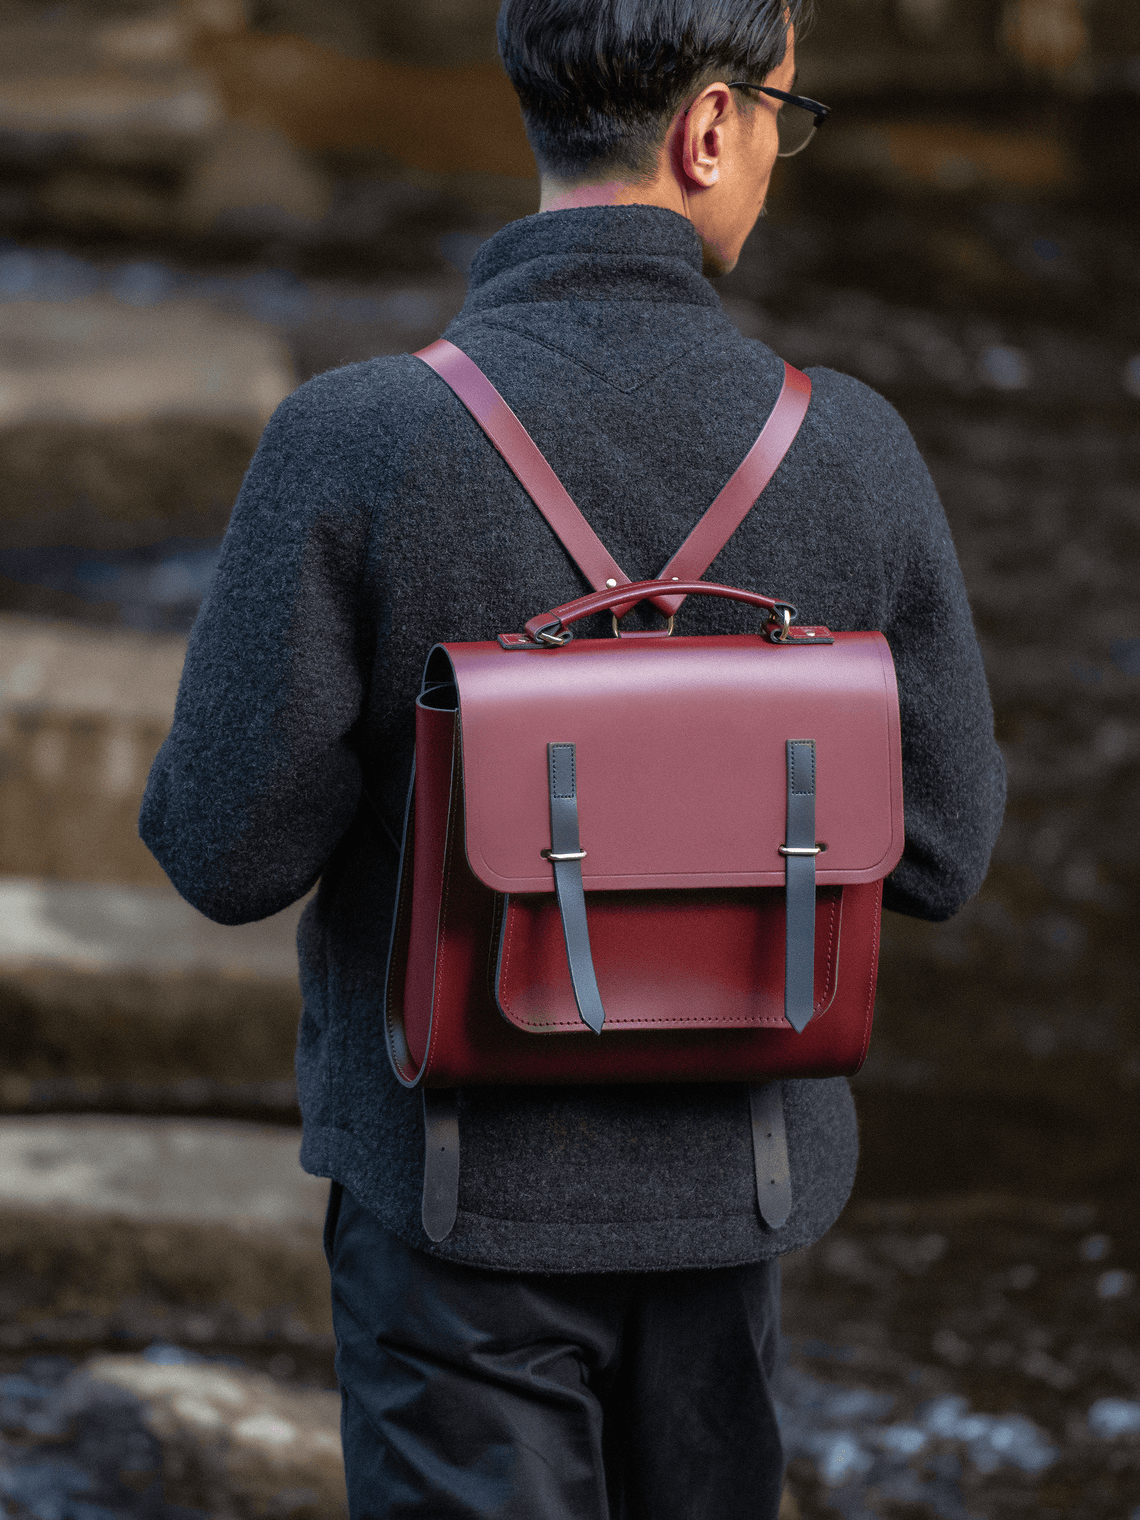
[547,742,606,1034]
[421,1089,460,1242]
[749,1082,792,1230]
[783,738,817,1033]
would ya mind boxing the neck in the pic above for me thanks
[538,172,688,219]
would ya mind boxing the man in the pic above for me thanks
[141,0,1006,1514]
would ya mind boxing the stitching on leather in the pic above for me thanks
[789,739,815,795]
[855,887,881,1062]
[423,731,463,1079]
[814,896,840,1015]
[383,816,417,1081]
[509,1010,796,1029]
[498,896,521,1016]
[550,743,575,799]
[500,889,845,1032]
[486,892,505,1002]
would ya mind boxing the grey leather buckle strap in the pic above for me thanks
[781,739,818,1032]
[546,742,605,1033]
[749,1082,792,1229]
[421,1088,460,1242]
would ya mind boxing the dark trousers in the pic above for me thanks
[325,1183,785,1520]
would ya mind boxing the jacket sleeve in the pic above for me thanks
[870,398,1006,921]
[139,376,377,925]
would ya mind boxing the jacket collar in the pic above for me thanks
[463,204,720,314]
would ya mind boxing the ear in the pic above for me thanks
[678,83,735,189]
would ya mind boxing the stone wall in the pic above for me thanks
[0,0,1136,251]
[246,0,1140,93]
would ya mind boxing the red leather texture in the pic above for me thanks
[386,352,890,1092]
[497,886,842,1032]
[400,700,457,1068]
[383,634,896,1088]
[438,631,904,894]
[385,737,881,1082]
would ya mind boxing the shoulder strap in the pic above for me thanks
[653,363,811,617]
[414,340,660,609]
[414,338,809,621]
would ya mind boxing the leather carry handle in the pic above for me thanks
[523,579,797,643]
[415,341,810,623]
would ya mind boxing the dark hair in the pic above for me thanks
[498,0,806,179]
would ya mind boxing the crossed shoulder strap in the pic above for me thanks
[414,338,810,623]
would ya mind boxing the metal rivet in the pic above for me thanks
[605,578,617,588]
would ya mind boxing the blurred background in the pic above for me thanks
[0,0,1136,1515]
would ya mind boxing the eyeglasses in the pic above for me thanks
[727,83,831,157]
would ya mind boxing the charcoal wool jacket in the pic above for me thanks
[141,205,1006,1274]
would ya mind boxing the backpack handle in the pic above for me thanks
[522,580,800,645]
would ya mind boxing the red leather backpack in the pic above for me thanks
[384,341,904,1241]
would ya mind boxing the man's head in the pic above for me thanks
[498,0,807,274]
[498,0,804,181]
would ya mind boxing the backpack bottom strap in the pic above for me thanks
[422,1089,460,1242]
[749,1082,792,1230]
[422,1084,792,1243]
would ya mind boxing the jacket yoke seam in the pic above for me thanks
[465,318,704,396]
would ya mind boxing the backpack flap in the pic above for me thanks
[422,631,903,1038]
[433,630,904,892]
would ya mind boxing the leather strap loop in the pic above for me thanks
[415,340,810,625]
[547,742,606,1034]
[783,739,817,1033]
[421,1088,460,1241]
[749,1082,792,1229]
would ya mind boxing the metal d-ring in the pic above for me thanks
[765,605,794,643]
[535,622,572,646]
[612,612,675,638]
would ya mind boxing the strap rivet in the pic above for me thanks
[605,578,617,588]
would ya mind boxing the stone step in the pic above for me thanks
[0,0,533,248]
[0,877,302,977]
[1,1346,346,1519]
[0,1345,809,1520]
[0,1115,330,1353]
[0,615,185,884]
[0,301,293,626]
[0,617,309,1113]
[0,876,305,1113]
[0,299,293,432]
